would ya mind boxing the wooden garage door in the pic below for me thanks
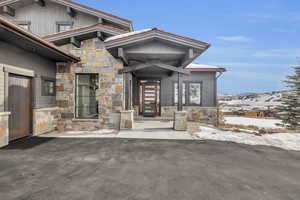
[8,74,32,141]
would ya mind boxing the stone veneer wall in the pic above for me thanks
[56,38,124,131]
[161,106,218,125]
[0,112,10,148]
[33,107,60,135]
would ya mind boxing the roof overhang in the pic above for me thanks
[0,0,133,31]
[104,28,210,68]
[186,64,226,72]
[42,24,127,46]
[0,16,79,62]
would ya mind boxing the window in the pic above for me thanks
[189,83,202,105]
[56,22,73,32]
[174,82,186,105]
[75,74,99,119]
[15,21,31,30]
[42,77,55,96]
[19,23,30,30]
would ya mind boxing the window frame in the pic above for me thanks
[188,82,203,106]
[75,73,99,119]
[41,76,56,96]
[56,21,74,33]
[15,21,31,31]
[173,81,187,106]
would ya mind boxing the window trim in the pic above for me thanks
[41,76,56,96]
[56,21,74,33]
[75,73,99,119]
[15,21,31,31]
[188,81,203,106]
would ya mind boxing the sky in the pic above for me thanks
[77,0,300,94]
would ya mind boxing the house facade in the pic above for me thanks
[0,0,225,147]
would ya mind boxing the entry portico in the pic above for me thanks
[105,28,211,117]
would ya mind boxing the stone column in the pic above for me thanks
[0,112,10,148]
[120,110,134,129]
[173,111,187,131]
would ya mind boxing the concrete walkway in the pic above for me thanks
[42,121,195,140]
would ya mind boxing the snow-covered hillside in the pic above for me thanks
[219,91,292,112]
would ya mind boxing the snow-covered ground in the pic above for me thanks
[224,116,282,129]
[219,91,290,112]
[195,126,300,151]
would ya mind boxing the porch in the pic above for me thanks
[105,28,220,130]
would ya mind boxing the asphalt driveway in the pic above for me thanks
[0,137,300,200]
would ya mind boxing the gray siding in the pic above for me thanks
[2,1,98,36]
[0,40,57,108]
[132,71,217,107]
[161,72,216,107]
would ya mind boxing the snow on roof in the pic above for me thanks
[186,63,220,69]
[104,29,152,42]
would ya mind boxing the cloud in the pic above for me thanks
[217,36,253,42]
[252,49,300,58]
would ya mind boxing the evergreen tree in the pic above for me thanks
[277,68,300,130]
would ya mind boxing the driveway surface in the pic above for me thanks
[0,137,300,200]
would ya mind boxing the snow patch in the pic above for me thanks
[195,126,300,151]
[224,116,282,128]
[105,29,152,42]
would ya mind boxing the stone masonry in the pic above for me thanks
[56,38,124,131]
[33,107,60,135]
[161,106,218,125]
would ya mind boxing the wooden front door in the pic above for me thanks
[8,74,33,141]
[141,82,160,117]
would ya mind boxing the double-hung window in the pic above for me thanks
[75,74,99,119]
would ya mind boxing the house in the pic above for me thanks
[0,0,225,147]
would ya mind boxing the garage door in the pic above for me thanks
[8,74,32,141]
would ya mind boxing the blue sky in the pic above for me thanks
[77,0,300,94]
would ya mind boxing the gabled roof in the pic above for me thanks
[42,23,127,42]
[0,0,132,30]
[104,28,210,49]
[186,63,226,72]
[0,16,79,62]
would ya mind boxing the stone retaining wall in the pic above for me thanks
[161,106,218,125]
[33,107,60,135]
[56,38,124,131]
[0,112,10,148]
